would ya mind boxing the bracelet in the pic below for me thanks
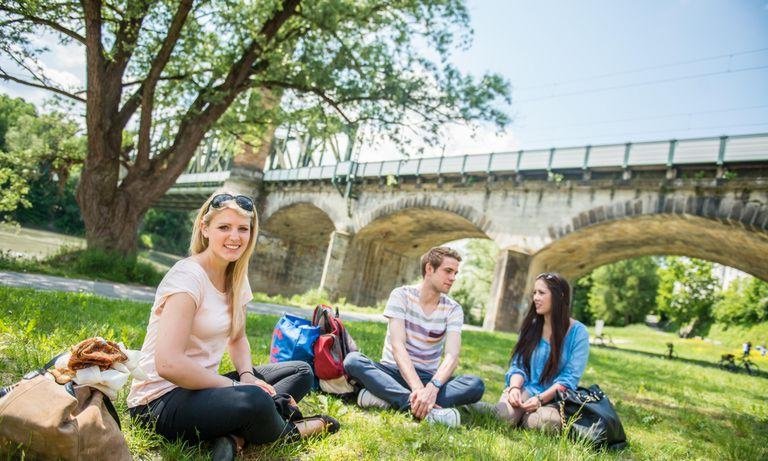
[509,385,522,391]
[239,370,255,378]
[535,394,543,406]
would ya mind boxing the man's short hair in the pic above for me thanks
[421,246,462,277]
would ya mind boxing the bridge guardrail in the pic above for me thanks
[261,132,768,182]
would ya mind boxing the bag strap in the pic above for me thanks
[559,400,566,429]
[336,320,349,356]
[101,392,122,430]
[43,352,67,371]
[312,305,323,326]
[21,351,68,380]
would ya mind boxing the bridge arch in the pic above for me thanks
[338,204,493,306]
[353,196,493,236]
[533,214,768,283]
[250,201,337,296]
[261,195,344,232]
[485,194,768,331]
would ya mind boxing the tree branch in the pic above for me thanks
[106,0,151,86]
[146,0,301,179]
[0,71,85,103]
[0,6,86,44]
[136,0,193,168]
[262,80,352,123]
[120,73,198,88]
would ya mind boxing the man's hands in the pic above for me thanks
[409,384,439,419]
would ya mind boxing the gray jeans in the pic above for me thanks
[343,351,485,411]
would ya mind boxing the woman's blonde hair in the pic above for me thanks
[190,190,258,339]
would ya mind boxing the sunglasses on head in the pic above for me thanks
[209,193,254,212]
[538,272,557,281]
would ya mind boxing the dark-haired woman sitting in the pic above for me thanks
[495,272,590,432]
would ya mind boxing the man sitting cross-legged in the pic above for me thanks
[343,246,485,427]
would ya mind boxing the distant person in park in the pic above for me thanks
[742,341,752,357]
[494,272,590,432]
[127,191,338,461]
[343,246,485,428]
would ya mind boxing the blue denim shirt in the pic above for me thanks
[505,320,590,395]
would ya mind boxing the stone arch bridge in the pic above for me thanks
[167,133,768,331]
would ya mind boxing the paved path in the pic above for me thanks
[0,270,385,323]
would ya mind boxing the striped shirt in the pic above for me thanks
[380,285,464,374]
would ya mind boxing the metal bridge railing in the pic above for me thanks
[262,132,768,182]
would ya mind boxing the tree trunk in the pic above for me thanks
[72,1,299,255]
[77,191,146,254]
[76,149,154,255]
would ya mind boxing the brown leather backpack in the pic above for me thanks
[0,368,131,460]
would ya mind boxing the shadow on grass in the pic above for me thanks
[591,343,768,379]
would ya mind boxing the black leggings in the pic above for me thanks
[130,361,313,445]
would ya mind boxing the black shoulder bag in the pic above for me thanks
[556,384,628,450]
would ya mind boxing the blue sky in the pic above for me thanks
[447,0,768,153]
[1,1,767,160]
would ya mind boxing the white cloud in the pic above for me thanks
[0,33,85,108]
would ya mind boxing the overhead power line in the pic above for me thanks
[517,47,768,90]
[516,65,768,103]
[517,104,768,133]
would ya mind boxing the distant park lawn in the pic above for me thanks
[1,286,767,460]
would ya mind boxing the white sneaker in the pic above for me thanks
[357,389,391,409]
[424,407,461,428]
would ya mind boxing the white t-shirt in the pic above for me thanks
[127,258,252,407]
[380,285,464,374]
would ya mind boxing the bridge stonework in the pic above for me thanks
[253,175,768,331]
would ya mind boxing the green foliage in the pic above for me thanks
[0,93,36,151]
[0,94,85,220]
[656,257,719,334]
[53,249,164,286]
[714,276,768,325]
[12,172,84,235]
[252,287,386,316]
[138,208,194,255]
[0,247,163,286]
[587,257,659,326]
[571,274,594,325]
[450,239,497,325]
[0,94,36,214]
[707,320,768,349]
[2,286,768,459]
[1,0,512,253]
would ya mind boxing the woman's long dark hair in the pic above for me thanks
[511,272,572,385]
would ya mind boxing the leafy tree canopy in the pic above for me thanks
[656,257,719,334]
[0,0,511,253]
[587,256,659,326]
[0,94,84,215]
[714,276,768,325]
[450,238,497,325]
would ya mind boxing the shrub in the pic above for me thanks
[138,208,193,255]
[48,248,164,286]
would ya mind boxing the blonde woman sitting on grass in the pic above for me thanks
[127,191,338,461]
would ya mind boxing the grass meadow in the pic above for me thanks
[1,286,767,460]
